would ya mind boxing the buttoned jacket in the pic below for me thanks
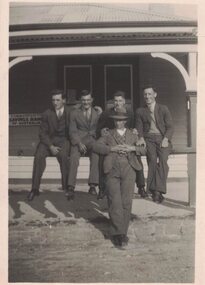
[69,107,100,145]
[93,129,146,174]
[39,105,71,147]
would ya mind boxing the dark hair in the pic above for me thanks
[51,89,66,99]
[80,89,92,98]
[113,90,126,99]
[142,84,157,93]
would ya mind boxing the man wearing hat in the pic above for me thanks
[93,107,146,248]
[97,90,147,200]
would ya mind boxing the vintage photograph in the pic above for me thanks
[8,2,197,283]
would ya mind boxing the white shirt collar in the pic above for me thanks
[56,106,64,115]
[117,128,126,136]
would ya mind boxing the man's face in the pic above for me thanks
[114,119,126,129]
[81,94,93,110]
[114,96,125,109]
[52,94,65,110]
[143,88,157,105]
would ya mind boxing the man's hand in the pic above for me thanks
[78,142,87,154]
[110,145,125,152]
[121,144,136,152]
[94,106,103,115]
[111,144,135,154]
[132,128,138,135]
[101,128,109,137]
[161,137,169,148]
[50,145,61,156]
[136,137,146,147]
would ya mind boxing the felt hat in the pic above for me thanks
[109,107,128,120]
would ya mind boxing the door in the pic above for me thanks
[104,64,133,109]
[64,65,92,101]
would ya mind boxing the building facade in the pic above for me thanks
[9,3,197,204]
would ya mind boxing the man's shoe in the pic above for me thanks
[112,235,123,248]
[121,235,129,246]
[88,186,97,196]
[97,188,106,200]
[138,187,148,198]
[158,193,165,203]
[66,186,75,201]
[152,191,159,202]
[152,191,164,203]
[27,189,40,201]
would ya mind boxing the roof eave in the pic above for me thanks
[9,20,197,32]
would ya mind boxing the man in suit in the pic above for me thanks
[135,85,174,203]
[27,89,71,201]
[93,107,146,248]
[66,90,100,200]
[97,90,147,199]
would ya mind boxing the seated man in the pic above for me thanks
[136,84,174,203]
[27,89,70,201]
[97,90,147,199]
[66,90,100,200]
[93,107,146,248]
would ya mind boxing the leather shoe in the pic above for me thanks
[121,234,129,246]
[138,187,148,198]
[88,186,97,195]
[66,186,75,201]
[97,188,106,200]
[152,191,164,203]
[112,235,123,248]
[27,190,40,201]
[158,193,165,203]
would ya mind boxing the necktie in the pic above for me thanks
[85,109,90,121]
[58,110,62,119]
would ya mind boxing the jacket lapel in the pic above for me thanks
[144,106,152,122]
[109,129,120,145]
[79,108,89,128]
[50,108,58,130]
[154,103,161,131]
[125,129,133,145]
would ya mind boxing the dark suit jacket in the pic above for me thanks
[69,107,100,145]
[93,129,146,174]
[39,106,70,147]
[97,106,134,137]
[135,103,174,141]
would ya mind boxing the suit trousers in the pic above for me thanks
[31,140,70,191]
[99,155,145,191]
[106,158,136,236]
[68,137,99,187]
[145,134,171,194]
[135,156,145,188]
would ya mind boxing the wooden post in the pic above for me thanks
[187,153,196,207]
[186,92,197,206]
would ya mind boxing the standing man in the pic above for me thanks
[93,107,146,248]
[27,89,71,201]
[135,85,174,203]
[66,90,100,200]
[97,90,147,199]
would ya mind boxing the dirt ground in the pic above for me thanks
[9,216,195,283]
[9,183,195,283]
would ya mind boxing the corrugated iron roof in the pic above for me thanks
[10,3,192,26]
